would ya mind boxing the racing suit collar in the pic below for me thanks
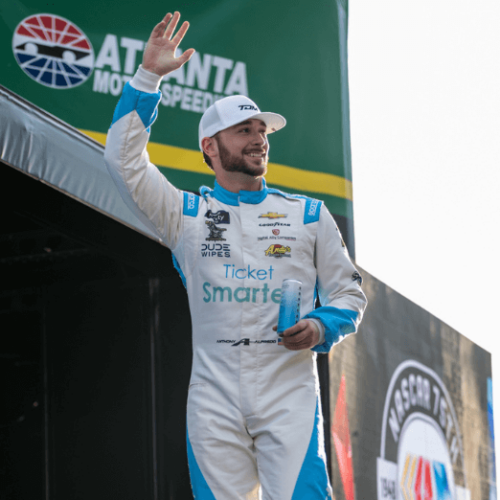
[213,179,268,206]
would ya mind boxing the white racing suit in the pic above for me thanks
[104,68,367,500]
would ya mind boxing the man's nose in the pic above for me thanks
[251,131,267,147]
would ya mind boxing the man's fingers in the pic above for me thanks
[143,12,194,76]
[290,329,308,342]
[178,48,195,65]
[151,13,172,38]
[170,49,194,71]
[281,320,307,337]
[162,12,173,24]
[172,21,191,47]
[280,326,298,338]
[151,21,165,38]
[164,11,181,40]
[283,334,310,350]
[280,320,319,351]
[283,332,313,350]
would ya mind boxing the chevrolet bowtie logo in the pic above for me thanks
[259,212,287,219]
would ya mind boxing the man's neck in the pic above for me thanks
[215,171,264,193]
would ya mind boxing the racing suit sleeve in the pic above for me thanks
[104,66,183,249]
[304,205,368,353]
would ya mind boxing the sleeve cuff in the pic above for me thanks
[130,65,163,93]
[308,318,325,346]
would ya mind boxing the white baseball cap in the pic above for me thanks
[198,95,286,150]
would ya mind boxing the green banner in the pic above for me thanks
[1,0,353,220]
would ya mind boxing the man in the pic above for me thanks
[105,11,367,499]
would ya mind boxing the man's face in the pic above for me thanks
[215,119,269,177]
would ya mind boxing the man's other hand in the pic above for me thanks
[142,11,195,77]
[272,320,320,351]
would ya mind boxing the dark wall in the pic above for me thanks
[1,308,44,500]
[1,164,194,500]
[43,275,193,500]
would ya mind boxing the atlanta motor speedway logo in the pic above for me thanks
[13,14,94,89]
[12,13,249,113]
[377,360,471,500]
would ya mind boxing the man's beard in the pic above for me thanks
[217,138,268,177]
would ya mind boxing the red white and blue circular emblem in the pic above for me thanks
[377,360,469,500]
[12,14,94,89]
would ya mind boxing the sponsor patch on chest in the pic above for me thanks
[264,244,291,258]
[259,212,287,219]
[201,243,231,258]
[205,220,227,241]
[258,229,296,242]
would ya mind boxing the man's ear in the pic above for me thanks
[202,136,217,158]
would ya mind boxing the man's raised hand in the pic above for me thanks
[142,12,195,77]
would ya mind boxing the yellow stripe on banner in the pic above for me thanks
[80,129,352,200]
[265,163,352,200]
[81,129,107,145]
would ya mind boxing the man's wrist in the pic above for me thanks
[308,319,325,346]
[130,65,163,93]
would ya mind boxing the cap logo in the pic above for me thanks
[238,104,258,111]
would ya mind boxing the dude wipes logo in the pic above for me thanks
[377,360,470,500]
[201,243,230,258]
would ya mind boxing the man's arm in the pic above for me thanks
[104,12,195,249]
[278,205,367,352]
[306,205,367,352]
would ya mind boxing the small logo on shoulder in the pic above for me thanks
[308,199,320,217]
[352,271,362,285]
[187,193,196,210]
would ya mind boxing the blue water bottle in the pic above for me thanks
[277,279,302,335]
